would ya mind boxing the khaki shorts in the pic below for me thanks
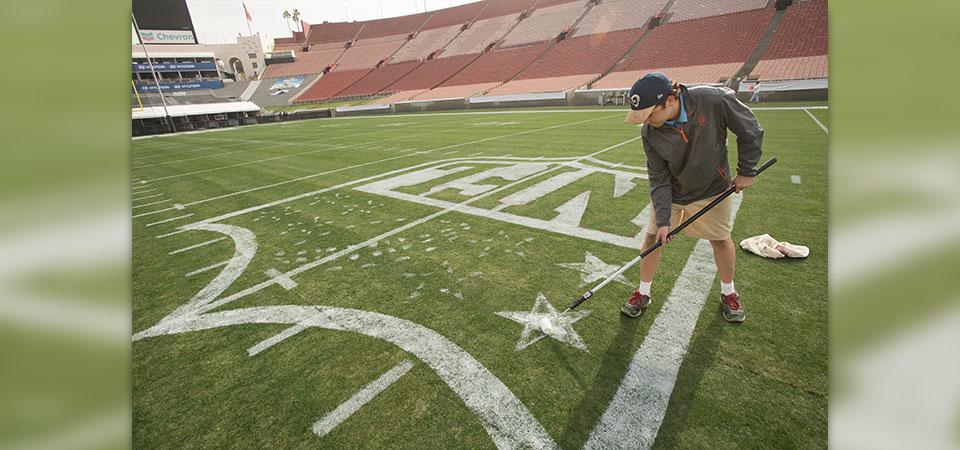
[645,193,733,241]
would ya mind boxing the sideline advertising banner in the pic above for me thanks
[135,80,224,93]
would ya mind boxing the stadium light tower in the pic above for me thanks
[131,11,177,133]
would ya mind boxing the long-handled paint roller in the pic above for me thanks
[539,158,778,335]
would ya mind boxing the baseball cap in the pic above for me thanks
[624,72,673,125]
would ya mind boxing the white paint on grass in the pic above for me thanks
[804,108,829,134]
[494,292,590,352]
[494,169,593,211]
[168,237,226,255]
[132,199,169,209]
[264,268,297,290]
[135,305,557,449]
[613,174,637,198]
[551,191,591,227]
[247,323,309,356]
[185,260,229,277]
[312,359,416,437]
[584,193,743,450]
[791,175,802,184]
[423,163,549,197]
[132,193,164,202]
[556,252,632,287]
[145,213,194,228]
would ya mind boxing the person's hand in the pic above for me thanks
[655,226,673,245]
[732,175,755,193]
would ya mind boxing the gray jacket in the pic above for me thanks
[641,84,763,228]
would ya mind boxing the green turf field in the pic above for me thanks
[132,105,827,449]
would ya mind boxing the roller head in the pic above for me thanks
[538,317,555,335]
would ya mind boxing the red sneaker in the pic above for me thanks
[720,293,745,322]
[621,290,651,318]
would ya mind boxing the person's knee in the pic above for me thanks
[710,238,733,248]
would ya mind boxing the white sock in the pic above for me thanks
[638,281,652,296]
[720,281,735,296]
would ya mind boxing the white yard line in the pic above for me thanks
[131,199,169,209]
[168,237,226,255]
[247,323,309,356]
[132,106,827,140]
[145,213,194,228]
[132,193,163,202]
[804,108,829,134]
[132,149,250,169]
[143,145,351,182]
[584,193,744,450]
[132,207,177,219]
[312,359,415,437]
[184,260,229,277]
[140,124,450,183]
[155,229,188,239]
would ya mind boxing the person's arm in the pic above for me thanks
[643,135,673,236]
[720,88,763,190]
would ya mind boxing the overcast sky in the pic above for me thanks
[163,0,480,45]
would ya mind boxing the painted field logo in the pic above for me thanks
[355,156,651,249]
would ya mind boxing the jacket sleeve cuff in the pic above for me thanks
[737,166,758,177]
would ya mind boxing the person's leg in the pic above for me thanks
[711,237,744,322]
[710,238,736,285]
[623,232,661,317]
[639,232,662,283]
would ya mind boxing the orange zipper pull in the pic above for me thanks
[679,129,689,143]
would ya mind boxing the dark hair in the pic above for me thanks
[654,80,681,108]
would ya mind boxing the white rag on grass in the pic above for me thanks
[739,234,809,259]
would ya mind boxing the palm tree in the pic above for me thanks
[292,9,301,32]
[282,10,292,33]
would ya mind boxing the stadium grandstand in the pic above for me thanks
[133,0,827,134]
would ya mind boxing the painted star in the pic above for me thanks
[556,251,632,287]
[494,292,591,351]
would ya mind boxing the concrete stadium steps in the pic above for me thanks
[390,25,463,63]
[307,21,363,44]
[354,12,431,40]
[413,82,501,101]
[475,0,538,21]
[498,0,589,48]
[517,28,646,80]
[485,73,596,95]
[383,53,482,91]
[750,0,827,80]
[594,62,746,89]
[211,80,252,98]
[262,42,347,78]
[376,89,429,104]
[441,42,550,87]
[441,15,519,57]
[664,0,770,23]
[750,55,827,81]
[572,0,669,38]
[618,8,775,73]
[239,81,261,101]
[296,69,372,102]
[420,1,487,30]
[338,61,424,98]
[333,34,410,72]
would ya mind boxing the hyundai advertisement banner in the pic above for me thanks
[134,80,224,93]
[133,62,217,72]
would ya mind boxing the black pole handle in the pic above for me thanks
[564,157,777,311]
